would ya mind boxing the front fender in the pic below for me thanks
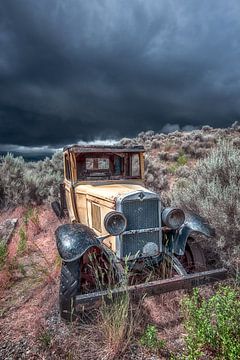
[173,211,215,255]
[55,223,101,262]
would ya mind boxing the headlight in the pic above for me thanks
[104,211,127,236]
[162,207,185,229]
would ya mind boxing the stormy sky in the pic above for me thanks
[0,0,240,155]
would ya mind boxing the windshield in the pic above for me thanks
[76,152,141,180]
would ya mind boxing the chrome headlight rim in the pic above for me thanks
[162,207,185,230]
[104,211,127,236]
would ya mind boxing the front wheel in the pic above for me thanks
[59,246,120,321]
[59,260,80,321]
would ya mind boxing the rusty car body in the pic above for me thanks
[52,145,227,320]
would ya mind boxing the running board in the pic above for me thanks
[75,268,227,306]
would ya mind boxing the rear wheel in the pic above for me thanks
[177,237,207,273]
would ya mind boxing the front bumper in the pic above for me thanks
[75,267,227,307]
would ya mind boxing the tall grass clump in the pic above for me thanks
[0,151,63,208]
[98,293,136,358]
[171,140,240,272]
[87,256,141,359]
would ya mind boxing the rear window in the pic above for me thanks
[86,157,109,170]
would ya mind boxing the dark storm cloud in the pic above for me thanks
[0,0,240,148]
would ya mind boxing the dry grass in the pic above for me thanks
[98,294,140,359]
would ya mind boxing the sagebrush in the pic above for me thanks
[171,140,240,273]
[0,152,63,208]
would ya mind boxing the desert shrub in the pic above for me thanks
[168,152,179,162]
[167,164,178,175]
[202,125,213,132]
[0,151,63,208]
[164,141,172,151]
[145,130,155,137]
[193,133,204,142]
[176,153,188,166]
[202,134,217,144]
[158,151,169,161]
[0,154,26,207]
[194,147,208,158]
[232,137,240,147]
[181,286,240,360]
[171,140,240,272]
[151,139,161,149]
[175,165,191,178]
[145,168,168,193]
[119,137,132,146]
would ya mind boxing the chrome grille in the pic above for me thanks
[120,197,160,257]
[122,232,159,257]
[122,198,159,230]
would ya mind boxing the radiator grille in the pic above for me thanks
[91,203,101,232]
[121,197,160,257]
[122,198,159,230]
[122,232,159,257]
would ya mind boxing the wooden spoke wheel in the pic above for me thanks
[80,246,119,293]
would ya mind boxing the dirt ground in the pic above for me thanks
[0,205,199,359]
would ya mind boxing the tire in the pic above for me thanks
[59,260,80,321]
[59,248,120,320]
[186,237,207,272]
[178,237,207,273]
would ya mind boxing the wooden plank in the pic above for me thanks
[75,268,228,306]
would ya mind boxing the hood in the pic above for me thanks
[74,182,153,202]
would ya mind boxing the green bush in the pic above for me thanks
[140,324,165,350]
[177,153,188,166]
[171,140,240,272]
[181,286,240,360]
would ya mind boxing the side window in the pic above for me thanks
[65,155,71,180]
[131,154,140,177]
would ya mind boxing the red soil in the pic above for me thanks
[0,205,63,343]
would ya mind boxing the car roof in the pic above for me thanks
[63,145,145,154]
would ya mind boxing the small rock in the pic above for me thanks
[0,218,18,245]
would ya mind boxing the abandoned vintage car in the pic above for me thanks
[52,145,226,320]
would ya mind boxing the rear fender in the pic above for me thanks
[173,211,215,255]
[55,223,101,262]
